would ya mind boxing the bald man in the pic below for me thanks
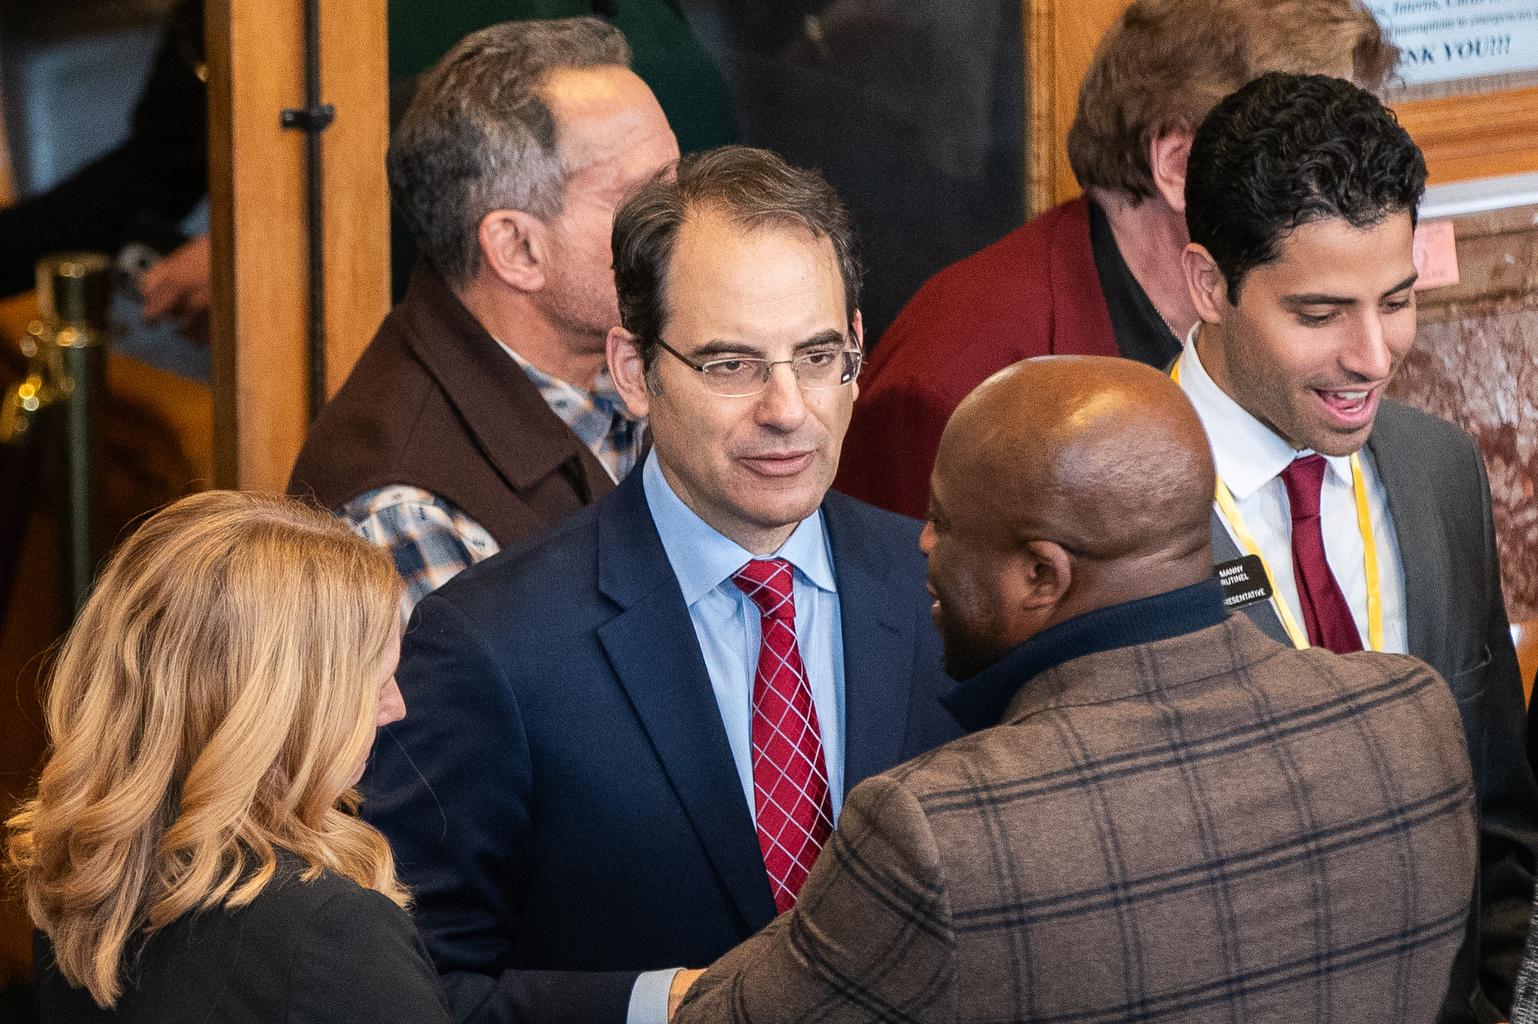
[671,356,1477,1022]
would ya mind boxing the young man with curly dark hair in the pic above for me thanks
[1176,72,1537,1023]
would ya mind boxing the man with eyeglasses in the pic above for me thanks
[364,146,959,1024]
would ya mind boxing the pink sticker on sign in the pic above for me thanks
[1413,221,1460,291]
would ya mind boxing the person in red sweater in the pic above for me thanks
[835,0,1397,519]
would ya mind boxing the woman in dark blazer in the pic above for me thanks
[5,491,451,1023]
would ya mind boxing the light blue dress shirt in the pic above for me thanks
[627,450,847,1024]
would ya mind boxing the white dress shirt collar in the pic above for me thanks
[1178,326,1353,498]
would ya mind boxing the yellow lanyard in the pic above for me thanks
[1173,357,1384,651]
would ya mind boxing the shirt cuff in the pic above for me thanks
[627,967,682,1024]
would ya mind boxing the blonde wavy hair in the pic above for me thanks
[5,490,407,1008]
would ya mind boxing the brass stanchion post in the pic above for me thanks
[1,253,112,617]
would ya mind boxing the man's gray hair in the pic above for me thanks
[388,17,632,286]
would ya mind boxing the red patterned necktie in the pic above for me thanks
[732,557,834,913]
[1279,454,1363,654]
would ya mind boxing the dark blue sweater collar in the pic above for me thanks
[940,579,1227,733]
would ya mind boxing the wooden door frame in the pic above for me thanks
[206,0,389,492]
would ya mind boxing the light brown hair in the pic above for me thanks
[1066,0,1398,201]
[6,491,405,1007]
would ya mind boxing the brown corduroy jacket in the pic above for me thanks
[287,267,613,548]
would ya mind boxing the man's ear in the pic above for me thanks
[1181,242,1229,325]
[607,327,652,419]
[1016,540,1073,611]
[478,209,548,292]
[1149,126,1193,216]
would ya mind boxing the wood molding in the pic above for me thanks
[207,0,305,492]
[319,0,391,396]
[1023,0,1538,211]
[1394,85,1538,186]
[1023,0,1132,214]
[1024,0,1058,217]
[207,0,389,492]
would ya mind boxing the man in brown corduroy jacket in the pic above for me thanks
[671,356,1476,1023]
[288,18,678,609]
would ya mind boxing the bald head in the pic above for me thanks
[942,356,1214,560]
[921,356,1216,679]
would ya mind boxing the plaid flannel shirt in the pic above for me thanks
[503,346,643,485]
[345,486,500,612]
[345,352,643,611]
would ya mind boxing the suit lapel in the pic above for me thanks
[1367,405,1446,668]
[823,494,913,794]
[594,474,777,929]
[1210,509,1292,646]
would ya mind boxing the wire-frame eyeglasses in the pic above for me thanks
[652,335,863,398]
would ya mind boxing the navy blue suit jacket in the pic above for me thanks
[364,470,959,1024]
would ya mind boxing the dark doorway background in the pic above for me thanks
[679,0,1026,344]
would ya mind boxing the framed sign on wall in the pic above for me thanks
[1025,0,1538,214]
[1370,0,1538,184]
[1370,0,1538,97]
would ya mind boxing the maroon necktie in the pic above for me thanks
[732,558,834,912]
[1279,454,1363,654]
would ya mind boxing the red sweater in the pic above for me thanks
[836,198,1118,519]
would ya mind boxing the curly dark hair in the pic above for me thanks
[1185,72,1426,302]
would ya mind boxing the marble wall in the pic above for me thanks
[1389,203,1538,621]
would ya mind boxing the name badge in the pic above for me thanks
[1215,555,1273,610]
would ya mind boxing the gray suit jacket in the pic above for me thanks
[676,614,1477,1023]
[1216,399,1538,1021]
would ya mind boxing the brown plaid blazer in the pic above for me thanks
[676,614,1477,1023]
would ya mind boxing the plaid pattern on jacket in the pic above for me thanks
[676,614,1477,1023]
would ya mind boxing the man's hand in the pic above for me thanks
[667,968,706,1020]
[140,234,211,340]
